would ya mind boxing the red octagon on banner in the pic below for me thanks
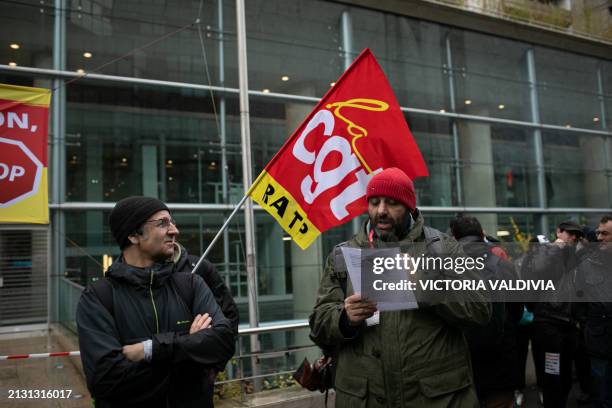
[0,137,43,207]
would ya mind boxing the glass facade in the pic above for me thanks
[1,0,611,390]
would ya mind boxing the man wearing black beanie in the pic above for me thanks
[76,196,238,408]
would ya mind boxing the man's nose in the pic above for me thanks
[376,202,388,216]
[168,223,179,236]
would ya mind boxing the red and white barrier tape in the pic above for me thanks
[0,351,80,360]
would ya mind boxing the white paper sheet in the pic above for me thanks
[340,247,419,314]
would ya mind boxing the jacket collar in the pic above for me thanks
[106,243,189,288]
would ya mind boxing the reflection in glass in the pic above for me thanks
[0,1,54,70]
[535,47,601,129]
[492,126,538,207]
[245,0,344,97]
[65,0,227,85]
[543,132,611,208]
[408,115,457,206]
[451,30,531,122]
[65,82,243,203]
[352,8,448,111]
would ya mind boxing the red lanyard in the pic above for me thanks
[368,229,375,248]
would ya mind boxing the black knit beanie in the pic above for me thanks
[109,196,169,250]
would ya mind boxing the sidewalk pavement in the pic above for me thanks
[0,325,600,408]
[0,325,89,408]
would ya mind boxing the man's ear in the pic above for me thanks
[128,233,140,245]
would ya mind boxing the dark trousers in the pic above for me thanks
[533,321,577,408]
[517,323,544,389]
[574,327,592,395]
[591,357,612,408]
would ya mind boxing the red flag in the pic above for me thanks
[248,49,428,249]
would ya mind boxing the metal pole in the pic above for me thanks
[596,65,611,206]
[218,0,231,293]
[341,11,353,70]
[341,11,361,234]
[235,0,261,388]
[526,48,548,234]
[51,0,67,323]
[445,33,463,206]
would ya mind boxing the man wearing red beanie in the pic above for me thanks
[310,167,491,408]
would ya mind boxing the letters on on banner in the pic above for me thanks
[248,49,428,249]
[0,84,51,224]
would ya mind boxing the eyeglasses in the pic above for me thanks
[596,230,610,236]
[146,217,177,229]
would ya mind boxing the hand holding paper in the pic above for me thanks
[344,293,377,326]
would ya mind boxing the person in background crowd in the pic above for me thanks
[514,237,545,407]
[572,226,599,405]
[450,215,523,408]
[575,215,612,408]
[524,220,584,407]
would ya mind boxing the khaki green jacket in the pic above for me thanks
[309,212,491,408]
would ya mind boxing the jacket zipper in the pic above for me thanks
[149,270,160,334]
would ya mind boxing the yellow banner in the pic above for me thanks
[0,83,51,106]
[248,171,320,249]
[0,170,48,224]
[0,83,50,224]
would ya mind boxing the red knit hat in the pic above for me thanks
[366,167,416,210]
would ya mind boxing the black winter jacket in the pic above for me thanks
[522,243,578,325]
[177,251,239,335]
[574,245,612,359]
[76,251,235,408]
[459,236,523,397]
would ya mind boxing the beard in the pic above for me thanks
[371,213,411,242]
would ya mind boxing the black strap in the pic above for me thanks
[171,272,195,311]
[90,278,114,315]
[331,242,348,294]
[422,226,444,255]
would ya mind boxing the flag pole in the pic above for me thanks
[192,194,249,273]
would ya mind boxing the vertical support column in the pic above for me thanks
[218,0,231,290]
[235,0,261,386]
[526,48,548,234]
[159,134,167,201]
[451,34,497,233]
[457,113,498,234]
[142,145,159,197]
[341,11,353,70]
[51,0,67,323]
[445,33,463,206]
[85,141,103,281]
[285,91,324,364]
[597,66,612,207]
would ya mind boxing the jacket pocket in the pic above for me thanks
[335,374,367,408]
[585,268,604,285]
[418,364,473,398]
